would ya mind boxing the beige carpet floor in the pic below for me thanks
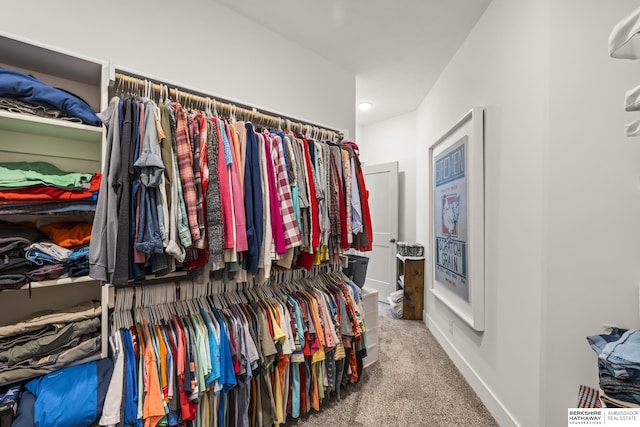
[285,303,498,427]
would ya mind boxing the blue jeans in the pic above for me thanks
[588,328,640,379]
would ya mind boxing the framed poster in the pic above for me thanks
[428,107,484,331]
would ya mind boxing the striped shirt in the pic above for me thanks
[270,134,301,249]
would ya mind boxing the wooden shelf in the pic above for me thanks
[20,275,99,290]
[11,270,191,293]
[0,110,103,142]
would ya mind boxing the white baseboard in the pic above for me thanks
[424,311,521,427]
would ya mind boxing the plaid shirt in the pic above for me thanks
[577,385,602,408]
[270,134,301,249]
[170,103,200,243]
[187,112,206,250]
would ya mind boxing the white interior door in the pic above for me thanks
[364,162,398,302]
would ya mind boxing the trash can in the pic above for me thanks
[343,254,369,288]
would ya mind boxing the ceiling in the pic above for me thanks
[215,0,492,126]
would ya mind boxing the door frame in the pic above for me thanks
[364,161,399,302]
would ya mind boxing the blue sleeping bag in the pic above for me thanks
[22,359,113,427]
[0,68,101,126]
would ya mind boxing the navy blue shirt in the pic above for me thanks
[242,123,264,273]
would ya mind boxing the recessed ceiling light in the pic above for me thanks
[358,102,373,111]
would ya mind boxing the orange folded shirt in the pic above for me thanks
[39,221,92,249]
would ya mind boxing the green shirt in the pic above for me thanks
[0,161,93,190]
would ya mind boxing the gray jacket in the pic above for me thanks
[89,97,121,283]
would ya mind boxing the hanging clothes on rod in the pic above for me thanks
[103,272,369,427]
[89,73,373,286]
[112,73,343,142]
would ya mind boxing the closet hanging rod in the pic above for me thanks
[112,72,344,141]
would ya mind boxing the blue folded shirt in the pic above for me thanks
[0,68,100,126]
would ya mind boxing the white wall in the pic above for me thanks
[415,0,548,425]
[360,112,417,241]
[542,1,640,424]
[355,124,364,146]
[0,0,355,137]
[414,0,640,425]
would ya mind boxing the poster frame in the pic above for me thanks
[428,106,485,331]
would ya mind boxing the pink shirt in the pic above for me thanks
[224,122,248,252]
[213,118,234,249]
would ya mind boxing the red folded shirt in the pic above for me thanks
[0,173,101,201]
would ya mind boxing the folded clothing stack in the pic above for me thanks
[0,301,102,385]
[587,327,640,405]
[0,97,83,124]
[598,371,640,406]
[0,220,92,290]
[0,162,101,215]
[0,68,100,126]
[387,289,404,318]
[0,221,44,290]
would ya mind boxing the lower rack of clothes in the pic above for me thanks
[102,271,370,427]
